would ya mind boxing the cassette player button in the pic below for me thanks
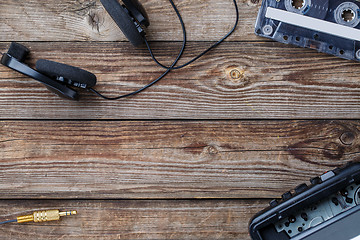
[320,171,335,182]
[295,183,308,194]
[310,176,322,185]
[282,191,292,201]
[269,199,278,207]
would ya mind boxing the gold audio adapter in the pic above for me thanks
[17,210,77,223]
[0,210,77,225]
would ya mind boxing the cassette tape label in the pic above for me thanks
[255,0,360,60]
[266,7,360,40]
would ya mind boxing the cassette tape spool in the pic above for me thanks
[255,0,360,61]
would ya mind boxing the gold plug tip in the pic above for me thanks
[59,210,77,217]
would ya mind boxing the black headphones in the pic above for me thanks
[0,0,239,101]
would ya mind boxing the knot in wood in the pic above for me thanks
[87,9,104,32]
[206,145,219,155]
[225,66,249,86]
[323,142,345,160]
[339,132,355,145]
[230,69,242,80]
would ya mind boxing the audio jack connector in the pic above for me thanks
[0,210,77,225]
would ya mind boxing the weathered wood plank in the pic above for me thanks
[0,199,264,239]
[1,120,359,199]
[0,42,359,119]
[0,0,255,42]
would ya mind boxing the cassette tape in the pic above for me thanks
[255,0,360,61]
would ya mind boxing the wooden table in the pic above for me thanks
[0,0,359,239]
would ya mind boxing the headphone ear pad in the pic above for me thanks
[36,59,97,88]
[7,42,30,62]
[100,0,145,47]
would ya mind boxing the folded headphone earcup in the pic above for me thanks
[7,42,30,62]
[100,0,145,47]
[122,0,149,27]
[36,59,97,88]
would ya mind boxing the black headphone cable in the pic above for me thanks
[0,219,17,225]
[89,0,239,100]
[89,0,186,100]
[146,0,239,70]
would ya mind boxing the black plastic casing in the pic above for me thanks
[254,0,360,61]
[248,161,360,240]
[1,54,79,100]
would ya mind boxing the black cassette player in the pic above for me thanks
[249,161,360,240]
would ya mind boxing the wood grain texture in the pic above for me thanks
[0,199,265,239]
[1,120,359,199]
[0,0,252,42]
[2,0,358,239]
[0,42,359,119]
